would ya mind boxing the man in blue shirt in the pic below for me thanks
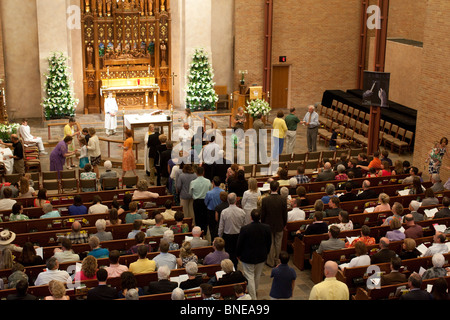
[269,251,297,300]
[204,176,224,240]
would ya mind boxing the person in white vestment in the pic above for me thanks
[0,145,14,174]
[18,119,47,154]
[177,122,194,142]
[104,93,118,136]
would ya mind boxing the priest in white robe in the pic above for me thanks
[104,93,119,135]
[18,119,47,154]
[0,145,14,174]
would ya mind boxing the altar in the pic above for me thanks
[101,77,160,110]
[124,113,172,141]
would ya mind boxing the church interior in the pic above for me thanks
[0,0,449,303]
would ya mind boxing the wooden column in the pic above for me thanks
[367,0,389,155]
[357,0,370,89]
[263,0,273,101]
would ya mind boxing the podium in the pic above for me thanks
[232,86,267,129]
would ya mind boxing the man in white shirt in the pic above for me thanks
[104,93,118,136]
[18,119,47,154]
[422,232,449,257]
[0,187,16,211]
[301,105,320,152]
[88,196,109,214]
[34,257,71,286]
[287,198,305,222]
[177,122,194,142]
[218,193,246,267]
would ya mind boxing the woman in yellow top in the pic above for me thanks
[63,117,81,169]
[272,110,288,158]
[120,129,137,180]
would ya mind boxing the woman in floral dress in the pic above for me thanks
[427,137,448,175]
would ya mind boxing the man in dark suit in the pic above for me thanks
[399,273,432,300]
[380,257,407,286]
[6,279,37,300]
[315,162,335,182]
[236,209,272,300]
[147,265,178,294]
[434,197,450,218]
[147,125,160,184]
[371,237,397,265]
[338,182,358,203]
[261,181,287,267]
[357,180,378,200]
[87,268,117,300]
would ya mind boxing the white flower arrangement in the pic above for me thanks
[246,99,271,118]
[0,123,19,142]
[42,52,78,119]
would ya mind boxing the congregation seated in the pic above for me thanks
[105,250,128,278]
[16,241,44,267]
[40,203,60,219]
[129,245,156,275]
[6,279,37,300]
[287,198,306,222]
[9,202,28,221]
[179,261,203,290]
[18,176,36,198]
[434,197,450,219]
[132,179,159,200]
[74,255,97,281]
[87,235,110,259]
[189,226,209,248]
[209,258,247,287]
[380,256,407,286]
[357,180,377,200]
[80,163,97,192]
[320,183,336,205]
[86,268,118,300]
[117,271,145,298]
[106,207,122,225]
[385,218,405,242]
[125,201,143,224]
[370,237,396,264]
[430,173,445,193]
[346,241,370,268]
[99,160,118,190]
[0,187,17,211]
[45,280,70,300]
[316,225,345,254]
[154,239,178,270]
[422,253,447,280]
[33,188,50,208]
[403,214,423,239]
[329,210,353,232]
[7,263,28,288]
[163,229,179,251]
[34,257,71,286]
[127,231,152,255]
[53,237,80,263]
[406,200,424,222]
[147,265,178,295]
[146,214,169,237]
[65,220,89,244]
[324,197,342,217]
[398,238,420,260]
[421,232,449,257]
[203,237,229,265]
[316,162,335,182]
[338,182,358,203]
[88,195,109,214]
[421,188,439,206]
[68,194,88,216]
[345,225,376,248]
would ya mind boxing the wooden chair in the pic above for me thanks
[60,170,76,180]
[43,180,60,194]
[214,85,230,110]
[60,178,79,193]
[102,177,120,191]
[293,153,307,162]
[80,179,97,192]
[122,175,138,188]
[392,129,414,154]
[42,171,59,181]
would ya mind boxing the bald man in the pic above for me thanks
[301,105,319,152]
[370,237,397,264]
[309,261,349,300]
[66,220,89,244]
[316,162,335,182]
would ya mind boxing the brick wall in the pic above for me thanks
[234,0,266,90]
[388,0,426,42]
[414,0,450,182]
[234,0,361,108]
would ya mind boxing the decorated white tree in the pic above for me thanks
[185,48,218,111]
[42,52,78,119]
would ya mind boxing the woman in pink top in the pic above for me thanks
[132,180,159,200]
[364,193,391,213]
[378,161,392,177]
[74,256,97,282]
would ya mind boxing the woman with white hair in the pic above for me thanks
[99,160,118,190]
[241,178,261,224]
[93,219,113,242]
[212,258,247,286]
[171,287,185,300]
[335,164,348,180]
[179,261,203,290]
[422,253,447,280]
[163,229,179,251]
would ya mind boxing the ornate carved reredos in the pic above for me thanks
[80,0,171,113]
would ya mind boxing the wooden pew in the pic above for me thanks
[0,246,215,284]
[353,275,450,300]
[337,252,450,295]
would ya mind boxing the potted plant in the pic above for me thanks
[238,70,248,94]
[245,98,271,119]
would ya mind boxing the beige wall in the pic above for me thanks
[0,0,42,120]
[384,40,422,110]
[0,13,4,80]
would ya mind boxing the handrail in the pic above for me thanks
[98,136,140,162]
[203,112,232,130]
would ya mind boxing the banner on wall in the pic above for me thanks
[362,71,390,108]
